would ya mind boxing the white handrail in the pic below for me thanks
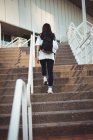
[7,31,35,140]
[27,33,35,94]
[21,38,31,47]
[7,79,29,140]
[68,21,93,64]
[4,37,20,47]
[4,37,27,48]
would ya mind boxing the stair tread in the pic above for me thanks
[32,99,93,104]
[33,109,93,115]
[1,109,93,116]
[33,120,93,128]
[1,98,93,105]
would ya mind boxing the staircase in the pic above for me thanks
[55,42,77,65]
[0,44,93,140]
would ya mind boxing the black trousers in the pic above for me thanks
[40,59,54,86]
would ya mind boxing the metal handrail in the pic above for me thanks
[21,38,31,47]
[68,21,93,64]
[4,37,20,47]
[7,33,35,140]
[4,37,27,48]
[7,79,29,140]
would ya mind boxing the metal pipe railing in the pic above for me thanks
[4,37,27,48]
[4,37,20,48]
[7,79,28,140]
[68,21,93,64]
[7,30,36,140]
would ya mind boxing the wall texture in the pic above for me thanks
[0,0,93,41]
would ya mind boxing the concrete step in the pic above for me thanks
[32,99,93,112]
[33,76,93,86]
[55,57,76,62]
[0,55,29,60]
[0,73,28,81]
[56,51,74,55]
[33,64,93,72]
[0,62,29,68]
[0,76,93,88]
[33,134,93,140]
[0,47,29,52]
[32,109,93,124]
[0,67,28,74]
[55,60,77,65]
[33,120,93,137]
[55,62,77,65]
[0,87,15,95]
[1,65,92,78]
[31,91,93,102]
[34,83,93,93]
[0,51,29,56]
[0,59,29,63]
[33,70,88,79]
[55,55,76,59]
[1,91,93,108]
[0,99,93,114]
[0,79,27,87]
[1,109,93,126]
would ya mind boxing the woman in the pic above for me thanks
[35,23,58,93]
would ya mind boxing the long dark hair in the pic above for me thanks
[40,23,55,40]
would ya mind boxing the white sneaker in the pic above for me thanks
[43,76,48,85]
[48,87,53,94]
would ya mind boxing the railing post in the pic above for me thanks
[22,85,28,140]
[32,30,35,67]
[81,0,87,38]
[27,83,33,140]
[7,79,23,140]
[81,0,87,63]
[0,22,1,48]
[91,27,93,63]
[18,38,21,47]
[28,34,34,94]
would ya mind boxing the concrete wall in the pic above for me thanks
[0,0,93,41]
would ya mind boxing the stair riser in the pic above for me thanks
[56,54,75,58]
[56,50,74,53]
[0,80,27,87]
[0,58,29,63]
[1,91,93,105]
[1,77,93,87]
[4,125,93,140]
[32,101,93,112]
[34,84,93,93]
[1,112,93,125]
[0,101,93,114]
[33,77,93,86]
[1,68,90,77]
[0,88,15,95]
[34,69,93,77]
[0,68,28,74]
[55,60,76,64]
[32,111,93,124]
[0,63,29,68]
[31,92,93,102]
[0,74,28,81]
[33,124,93,137]
[33,65,93,72]
[0,60,29,64]
[0,96,14,104]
